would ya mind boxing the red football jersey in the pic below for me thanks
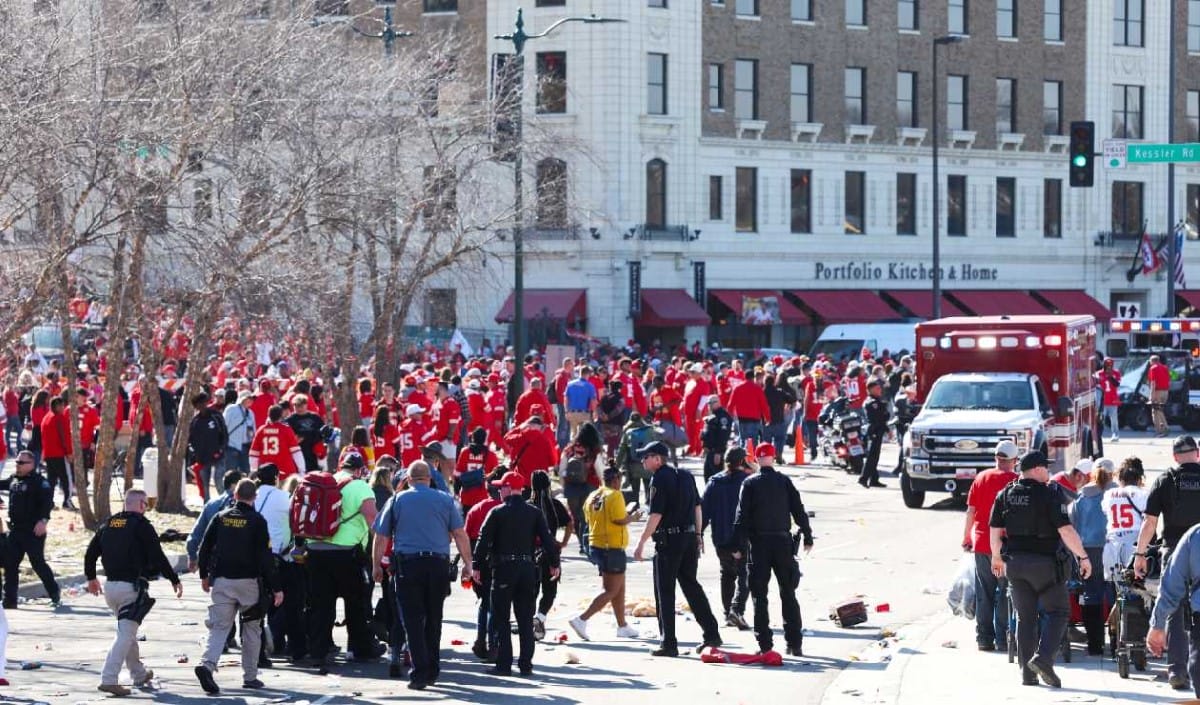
[249,422,300,477]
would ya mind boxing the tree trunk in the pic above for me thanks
[89,231,133,529]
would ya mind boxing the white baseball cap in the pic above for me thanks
[405,404,425,416]
[994,440,1020,459]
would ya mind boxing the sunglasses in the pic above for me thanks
[16,460,33,466]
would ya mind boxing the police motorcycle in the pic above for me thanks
[817,395,865,474]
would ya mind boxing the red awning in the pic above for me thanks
[885,290,965,318]
[789,290,899,323]
[950,290,1051,317]
[1177,290,1200,312]
[494,288,587,323]
[1036,290,1112,321]
[709,290,810,324]
[638,289,710,327]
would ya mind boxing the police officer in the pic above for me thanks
[472,471,560,677]
[988,451,1091,688]
[858,380,888,488]
[0,450,60,608]
[700,397,733,481]
[194,479,283,695]
[84,490,183,696]
[633,441,723,657]
[1133,434,1200,690]
[1148,522,1200,696]
[701,446,752,630]
[731,443,813,656]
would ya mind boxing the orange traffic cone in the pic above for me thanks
[794,432,806,466]
[745,439,757,463]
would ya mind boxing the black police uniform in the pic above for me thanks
[648,458,722,655]
[285,412,325,473]
[84,510,181,587]
[1143,460,1200,682]
[700,407,733,481]
[859,394,889,486]
[732,463,813,654]
[989,478,1073,684]
[474,495,559,674]
[0,470,59,605]
[198,501,279,590]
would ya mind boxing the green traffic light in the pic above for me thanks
[1072,154,1088,168]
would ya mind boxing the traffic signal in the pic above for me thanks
[1069,121,1094,187]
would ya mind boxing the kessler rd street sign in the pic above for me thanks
[1127,143,1200,164]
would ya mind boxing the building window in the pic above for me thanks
[845,67,866,124]
[1112,181,1143,235]
[1112,84,1143,139]
[648,0,667,7]
[708,63,725,110]
[845,0,866,25]
[897,173,917,235]
[735,59,759,120]
[423,0,457,11]
[791,169,812,234]
[1189,184,1200,234]
[1188,90,1200,142]
[535,158,568,229]
[709,176,723,220]
[948,175,967,236]
[194,178,213,223]
[997,0,1016,38]
[736,0,759,16]
[845,171,866,234]
[421,167,457,230]
[1043,80,1062,135]
[897,71,918,127]
[647,53,668,115]
[646,159,667,229]
[1190,0,1200,52]
[536,52,567,114]
[1044,178,1062,238]
[996,177,1016,237]
[736,167,757,232]
[948,74,968,131]
[1114,0,1143,47]
[791,64,812,123]
[792,0,812,21]
[996,78,1016,134]
[949,0,968,34]
[1044,0,1062,41]
[898,0,918,30]
[535,0,567,6]
[424,289,457,329]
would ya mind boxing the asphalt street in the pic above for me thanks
[0,432,1179,704]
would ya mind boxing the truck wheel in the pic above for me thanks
[1129,406,1151,432]
[1183,409,1200,432]
[900,472,925,509]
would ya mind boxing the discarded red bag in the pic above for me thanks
[450,639,466,646]
[699,647,783,667]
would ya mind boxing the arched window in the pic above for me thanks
[646,158,667,229]
[536,158,567,228]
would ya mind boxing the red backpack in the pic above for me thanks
[290,472,359,540]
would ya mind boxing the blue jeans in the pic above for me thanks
[801,419,819,460]
[4,416,21,455]
[974,552,1008,648]
[224,446,250,475]
[1103,405,1119,438]
[763,421,787,458]
[737,420,761,449]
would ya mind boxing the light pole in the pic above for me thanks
[495,8,623,396]
[312,7,412,55]
[931,34,964,320]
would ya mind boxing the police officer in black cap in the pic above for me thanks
[1133,434,1200,690]
[472,471,560,677]
[633,441,723,657]
[700,397,733,481]
[731,443,813,657]
[0,450,60,608]
[859,380,889,488]
[988,451,1090,688]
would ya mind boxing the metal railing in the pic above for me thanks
[632,223,694,242]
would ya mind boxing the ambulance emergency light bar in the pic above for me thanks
[1109,319,1200,333]
[923,335,1063,350]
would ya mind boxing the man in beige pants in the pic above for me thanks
[84,490,183,696]
[194,479,282,695]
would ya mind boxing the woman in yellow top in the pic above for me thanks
[568,466,642,641]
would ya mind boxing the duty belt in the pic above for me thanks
[495,554,534,563]
[657,526,696,535]
[395,551,449,561]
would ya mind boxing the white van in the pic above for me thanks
[808,323,917,362]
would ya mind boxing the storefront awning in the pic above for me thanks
[950,290,1050,317]
[494,288,587,324]
[709,290,810,325]
[637,289,710,327]
[788,290,899,323]
[1177,290,1200,313]
[884,290,965,318]
[1035,290,1112,321]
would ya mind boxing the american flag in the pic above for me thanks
[1175,222,1188,290]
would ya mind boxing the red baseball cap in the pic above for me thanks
[754,442,777,459]
[491,471,527,490]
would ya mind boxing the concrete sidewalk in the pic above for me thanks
[822,610,1179,705]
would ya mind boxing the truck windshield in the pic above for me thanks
[809,339,866,365]
[924,380,1034,411]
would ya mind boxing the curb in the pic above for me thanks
[16,552,189,601]
[818,610,954,705]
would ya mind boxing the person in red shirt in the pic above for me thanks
[397,404,434,467]
[249,378,277,429]
[464,486,504,658]
[77,388,101,472]
[370,405,401,461]
[799,368,835,462]
[40,397,74,509]
[842,364,868,410]
[455,428,499,513]
[433,382,462,449]
[248,405,304,480]
[465,380,489,435]
[514,378,554,430]
[405,377,433,414]
[485,375,508,447]
[727,372,770,449]
[1148,354,1171,437]
[962,440,1020,651]
[357,378,376,423]
[682,364,712,456]
[502,416,557,486]
[614,359,647,417]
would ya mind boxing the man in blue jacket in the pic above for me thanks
[1149,522,1200,696]
[186,470,241,573]
[701,447,753,630]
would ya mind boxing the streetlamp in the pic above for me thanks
[312,7,413,55]
[495,8,624,396]
[931,33,965,320]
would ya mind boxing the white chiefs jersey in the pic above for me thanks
[1100,486,1149,575]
